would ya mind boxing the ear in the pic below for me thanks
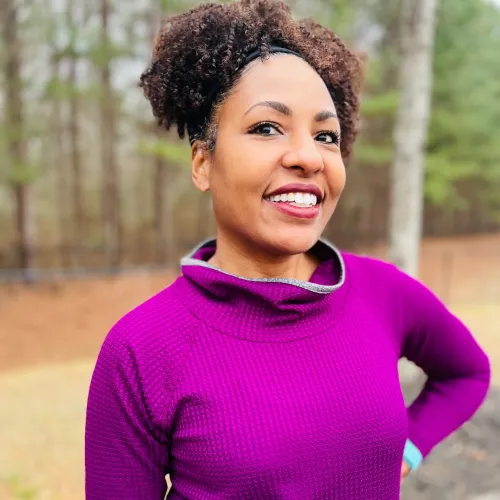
[191,141,211,192]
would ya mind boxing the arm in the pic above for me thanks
[85,324,169,500]
[393,267,491,463]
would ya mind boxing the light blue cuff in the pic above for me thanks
[404,440,423,470]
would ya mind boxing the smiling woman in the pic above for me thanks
[190,52,348,269]
[138,0,362,272]
[85,1,490,499]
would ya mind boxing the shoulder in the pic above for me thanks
[97,276,201,391]
[340,250,438,306]
[88,278,199,434]
[338,251,404,326]
[108,276,196,341]
[340,251,399,288]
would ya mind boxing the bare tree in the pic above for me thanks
[389,0,438,277]
[1,0,37,281]
[49,34,69,267]
[68,0,85,261]
[100,0,121,267]
[390,0,438,389]
[148,9,172,265]
[153,132,173,264]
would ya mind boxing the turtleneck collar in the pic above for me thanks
[175,238,349,342]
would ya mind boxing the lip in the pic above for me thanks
[264,200,320,220]
[265,183,323,202]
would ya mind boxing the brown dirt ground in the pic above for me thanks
[0,270,177,374]
[0,234,499,499]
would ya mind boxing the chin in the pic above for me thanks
[261,228,321,256]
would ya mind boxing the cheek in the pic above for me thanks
[325,157,346,200]
[210,146,272,203]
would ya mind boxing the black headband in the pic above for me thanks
[245,46,302,65]
[187,45,303,145]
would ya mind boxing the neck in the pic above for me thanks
[178,236,347,342]
[209,231,319,281]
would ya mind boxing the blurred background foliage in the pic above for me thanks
[0,0,499,276]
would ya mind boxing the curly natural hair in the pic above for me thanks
[139,0,364,159]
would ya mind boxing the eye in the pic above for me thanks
[248,122,282,136]
[316,130,340,146]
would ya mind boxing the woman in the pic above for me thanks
[85,1,490,498]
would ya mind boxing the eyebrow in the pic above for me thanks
[313,109,338,122]
[244,100,338,122]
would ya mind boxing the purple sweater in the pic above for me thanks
[85,239,490,499]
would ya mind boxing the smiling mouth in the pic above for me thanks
[263,191,319,208]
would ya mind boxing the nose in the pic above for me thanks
[281,135,324,175]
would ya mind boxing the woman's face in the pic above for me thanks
[193,54,346,256]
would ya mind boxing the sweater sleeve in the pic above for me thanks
[85,323,169,500]
[393,266,491,460]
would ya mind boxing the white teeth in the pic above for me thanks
[265,192,320,207]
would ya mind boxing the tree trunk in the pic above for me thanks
[390,0,438,394]
[68,0,84,265]
[50,49,69,268]
[2,0,37,282]
[100,0,121,268]
[153,151,170,264]
[388,0,438,277]
[149,9,174,265]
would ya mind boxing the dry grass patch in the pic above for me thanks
[0,360,93,500]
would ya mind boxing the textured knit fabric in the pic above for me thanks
[85,239,490,500]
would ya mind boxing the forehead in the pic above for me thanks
[228,54,335,111]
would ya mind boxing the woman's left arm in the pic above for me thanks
[392,266,491,465]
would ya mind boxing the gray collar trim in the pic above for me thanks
[180,238,345,294]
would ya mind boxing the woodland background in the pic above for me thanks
[1,0,499,278]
